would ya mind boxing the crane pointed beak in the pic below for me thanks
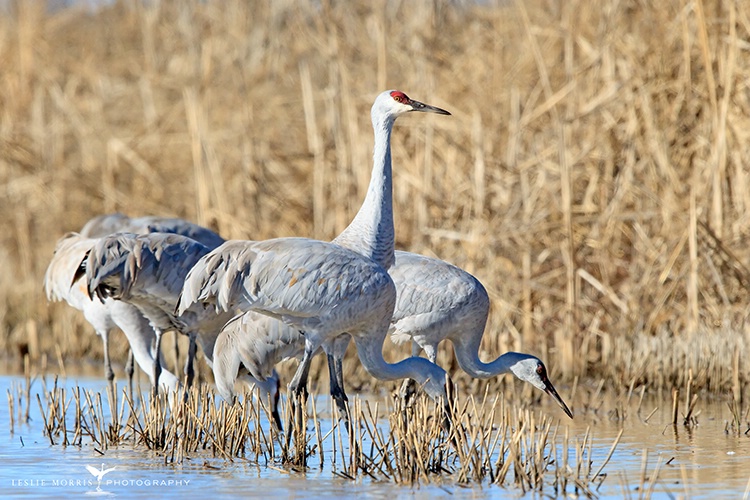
[408,98,451,115]
[543,379,574,419]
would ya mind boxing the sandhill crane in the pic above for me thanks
[83,232,224,387]
[44,232,180,396]
[208,89,571,419]
[79,213,226,380]
[216,250,573,420]
[82,232,281,416]
[209,90,450,421]
[388,251,572,418]
[177,237,453,417]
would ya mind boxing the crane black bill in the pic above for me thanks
[544,380,574,419]
[408,99,451,116]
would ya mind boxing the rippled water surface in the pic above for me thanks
[1,373,748,499]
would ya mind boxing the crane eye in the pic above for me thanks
[390,90,408,103]
[536,364,544,375]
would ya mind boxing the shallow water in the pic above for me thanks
[1,373,748,499]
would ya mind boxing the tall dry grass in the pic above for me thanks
[0,0,749,397]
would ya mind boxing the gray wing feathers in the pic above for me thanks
[179,237,393,328]
[85,233,137,300]
[217,312,305,381]
[389,250,489,335]
[87,232,210,305]
[179,242,257,314]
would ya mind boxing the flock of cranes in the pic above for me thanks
[44,90,573,429]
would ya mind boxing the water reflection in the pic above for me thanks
[562,389,750,498]
[0,373,748,498]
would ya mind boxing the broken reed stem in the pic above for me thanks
[733,345,742,404]
[591,428,623,480]
[643,406,658,424]
[24,356,32,424]
[685,368,693,417]
[7,389,14,434]
[684,394,699,425]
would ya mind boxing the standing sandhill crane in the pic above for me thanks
[79,213,226,378]
[44,232,180,396]
[388,251,572,418]
[177,237,453,417]
[209,90,450,420]
[82,232,280,414]
[208,89,571,419]
[216,249,573,421]
[82,232,215,395]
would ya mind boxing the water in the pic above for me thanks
[0,373,748,499]
[562,392,750,498]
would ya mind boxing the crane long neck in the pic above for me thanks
[332,114,395,269]
[108,301,180,391]
[352,329,446,400]
[451,336,524,379]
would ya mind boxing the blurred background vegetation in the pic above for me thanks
[0,0,748,398]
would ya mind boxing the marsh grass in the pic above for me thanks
[25,374,617,496]
[1,0,750,399]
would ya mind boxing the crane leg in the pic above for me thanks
[125,349,135,399]
[173,330,180,376]
[152,328,163,398]
[286,340,313,438]
[335,355,346,398]
[101,330,115,397]
[183,334,197,402]
[327,353,350,430]
[269,395,283,432]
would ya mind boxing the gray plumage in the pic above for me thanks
[212,312,298,402]
[178,238,396,335]
[215,249,573,419]
[388,251,490,367]
[46,210,226,395]
[389,251,572,418]
[83,231,280,410]
[210,91,451,414]
[44,232,180,394]
[84,232,221,394]
[178,237,451,402]
[80,212,224,386]
[80,213,224,250]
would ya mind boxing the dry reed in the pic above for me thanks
[0,0,749,400]
[30,375,618,495]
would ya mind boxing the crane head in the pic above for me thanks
[508,353,574,419]
[373,90,451,121]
